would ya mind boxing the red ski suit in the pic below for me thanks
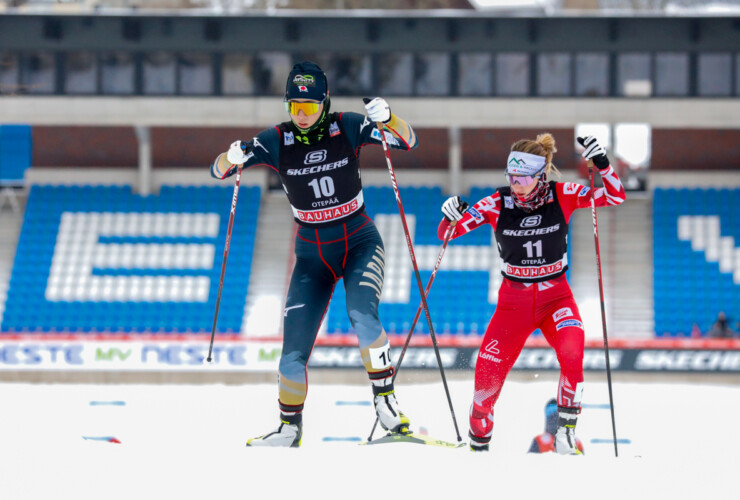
[438,167,625,441]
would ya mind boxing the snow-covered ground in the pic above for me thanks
[1,375,737,499]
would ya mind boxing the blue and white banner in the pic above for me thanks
[2,185,260,333]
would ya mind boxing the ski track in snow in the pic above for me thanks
[0,378,737,500]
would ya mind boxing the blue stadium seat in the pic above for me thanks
[653,187,739,337]
[1,185,261,334]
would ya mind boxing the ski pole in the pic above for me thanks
[587,160,619,457]
[367,219,459,441]
[206,163,242,363]
[373,116,462,442]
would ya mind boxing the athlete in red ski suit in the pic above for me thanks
[438,134,625,453]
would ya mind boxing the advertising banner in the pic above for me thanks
[1,338,739,373]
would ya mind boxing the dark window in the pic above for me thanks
[101,52,135,95]
[415,52,450,96]
[618,53,651,96]
[496,53,529,96]
[0,52,20,95]
[144,52,176,95]
[65,52,97,95]
[252,52,291,95]
[222,53,255,95]
[655,52,689,96]
[330,54,373,96]
[20,52,55,94]
[178,53,213,95]
[377,53,413,96]
[537,53,571,96]
[698,53,732,97]
[458,53,492,96]
[575,53,609,96]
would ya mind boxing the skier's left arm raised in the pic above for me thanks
[558,135,626,222]
[343,97,418,152]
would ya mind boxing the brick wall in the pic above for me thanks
[31,126,740,171]
[651,129,740,170]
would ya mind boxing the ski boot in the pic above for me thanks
[554,406,582,455]
[469,432,491,452]
[469,402,493,452]
[246,412,302,448]
[373,385,410,435]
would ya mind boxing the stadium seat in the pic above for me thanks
[653,188,740,336]
[1,185,261,334]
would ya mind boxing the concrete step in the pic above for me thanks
[242,191,296,336]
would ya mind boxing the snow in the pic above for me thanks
[1,375,737,499]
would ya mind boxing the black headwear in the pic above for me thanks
[285,61,332,143]
[285,61,328,102]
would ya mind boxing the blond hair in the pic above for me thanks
[510,133,561,178]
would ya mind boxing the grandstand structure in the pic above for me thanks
[0,10,739,375]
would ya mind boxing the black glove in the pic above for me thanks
[441,196,469,222]
[577,136,610,170]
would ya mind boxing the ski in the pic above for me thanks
[361,432,465,449]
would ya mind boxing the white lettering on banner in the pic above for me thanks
[507,349,622,371]
[0,341,283,371]
[0,344,84,366]
[309,347,457,368]
[46,212,218,302]
[293,192,363,223]
[635,350,740,371]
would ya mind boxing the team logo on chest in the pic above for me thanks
[284,131,294,146]
[504,196,514,209]
[304,150,328,165]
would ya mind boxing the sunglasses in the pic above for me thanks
[284,100,323,115]
[505,173,539,187]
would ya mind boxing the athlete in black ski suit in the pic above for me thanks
[211,61,418,447]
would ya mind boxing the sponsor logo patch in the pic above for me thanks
[556,319,583,331]
[579,186,589,197]
[504,196,514,209]
[284,131,294,146]
[478,340,502,363]
[505,261,563,278]
[292,74,315,87]
[467,207,484,221]
[287,157,349,176]
[329,122,340,137]
[552,307,573,322]
[484,340,500,354]
[304,150,328,165]
[370,128,400,147]
[520,215,542,228]
[502,224,560,237]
